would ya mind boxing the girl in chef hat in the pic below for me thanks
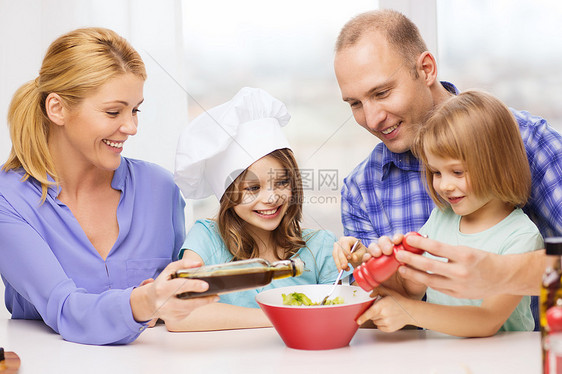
[168,87,346,331]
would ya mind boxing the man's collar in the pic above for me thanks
[441,81,459,95]
[380,148,422,178]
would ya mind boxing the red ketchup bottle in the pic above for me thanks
[353,232,424,292]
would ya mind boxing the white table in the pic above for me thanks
[0,317,541,374]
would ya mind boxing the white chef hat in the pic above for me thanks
[174,87,291,200]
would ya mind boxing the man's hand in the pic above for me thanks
[395,235,517,299]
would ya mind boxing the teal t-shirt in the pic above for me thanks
[419,207,544,332]
[179,219,346,308]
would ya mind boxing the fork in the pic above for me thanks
[320,239,361,305]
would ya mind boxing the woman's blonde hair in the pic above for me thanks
[412,90,531,209]
[217,148,306,261]
[3,27,146,202]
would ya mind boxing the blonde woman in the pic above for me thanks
[337,91,543,337]
[0,27,217,345]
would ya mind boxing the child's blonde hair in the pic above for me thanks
[217,148,306,261]
[4,27,146,202]
[412,90,531,209]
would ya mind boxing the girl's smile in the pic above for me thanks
[446,195,464,205]
[254,206,283,218]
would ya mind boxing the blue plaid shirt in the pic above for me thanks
[341,82,562,246]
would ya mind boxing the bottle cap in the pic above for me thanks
[547,306,562,332]
[291,258,305,277]
[546,237,562,255]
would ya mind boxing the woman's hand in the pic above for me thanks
[130,259,218,323]
[333,236,367,271]
[138,278,158,327]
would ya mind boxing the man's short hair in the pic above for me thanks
[336,9,428,76]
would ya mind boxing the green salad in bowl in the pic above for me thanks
[282,292,344,306]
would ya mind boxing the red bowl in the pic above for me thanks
[255,284,375,350]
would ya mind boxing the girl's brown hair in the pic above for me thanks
[412,90,531,209]
[217,148,306,261]
[3,27,146,202]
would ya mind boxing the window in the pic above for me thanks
[437,0,562,132]
[181,0,379,235]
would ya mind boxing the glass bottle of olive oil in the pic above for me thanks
[541,237,562,374]
[171,258,305,299]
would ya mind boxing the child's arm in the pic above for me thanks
[165,303,272,331]
[357,288,524,337]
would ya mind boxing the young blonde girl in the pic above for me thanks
[344,91,543,337]
[169,87,345,331]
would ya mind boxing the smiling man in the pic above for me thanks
[332,10,562,301]
[334,9,456,243]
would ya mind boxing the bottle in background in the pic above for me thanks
[541,237,562,374]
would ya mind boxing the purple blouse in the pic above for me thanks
[0,157,185,345]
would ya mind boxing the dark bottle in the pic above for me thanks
[0,347,21,372]
[541,237,562,374]
[171,258,304,299]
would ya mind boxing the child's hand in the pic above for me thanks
[333,237,367,271]
[365,234,404,259]
[357,286,415,332]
